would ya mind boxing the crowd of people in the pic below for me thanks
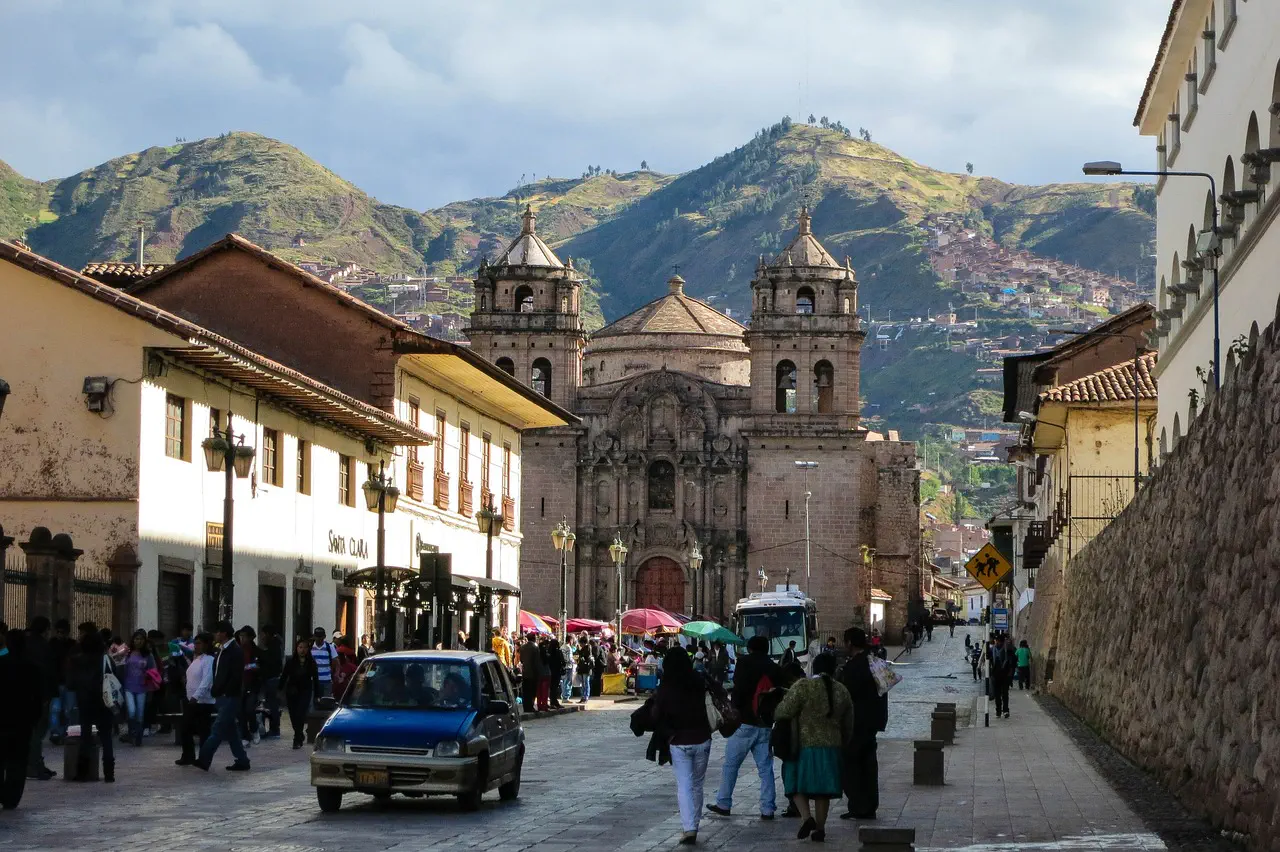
[0,615,372,810]
[964,631,1030,718]
[632,627,888,845]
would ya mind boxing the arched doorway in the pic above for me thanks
[635,556,686,613]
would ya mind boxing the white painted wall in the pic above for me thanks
[1144,0,1280,444]
[965,588,988,622]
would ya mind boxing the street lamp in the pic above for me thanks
[609,533,628,640]
[1047,328,1146,492]
[474,498,505,581]
[551,517,576,642]
[687,540,703,617]
[200,413,255,622]
[362,459,399,650]
[1082,160,1221,389]
[794,461,818,589]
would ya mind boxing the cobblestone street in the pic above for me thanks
[0,631,1231,851]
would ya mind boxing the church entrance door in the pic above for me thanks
[635,556,686,614]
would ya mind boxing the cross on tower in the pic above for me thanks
[672,264,680,277]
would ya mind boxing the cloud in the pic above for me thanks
[0,0,1171,207]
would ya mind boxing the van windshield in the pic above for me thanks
[739,608,807,658]
[343,659,473,710]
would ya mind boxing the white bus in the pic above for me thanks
[732,590,819,664]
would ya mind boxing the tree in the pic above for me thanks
[640,159,649,170]
[808,113,816,124]
[858,127,872,142]
[965,162,974,175]
[819,116,829,127]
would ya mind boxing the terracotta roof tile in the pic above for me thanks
[593,275,746,339]
[1039,351,1158,404]
[81,261,169,287]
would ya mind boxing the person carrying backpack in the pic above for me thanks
[706,635,783,820]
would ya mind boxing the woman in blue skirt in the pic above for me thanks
[774,652,854,842]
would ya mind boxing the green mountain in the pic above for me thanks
[8,133,444,273]
[0,122,1154,439]
[0,159,46,241]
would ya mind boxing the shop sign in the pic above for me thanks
[328,530,369,559]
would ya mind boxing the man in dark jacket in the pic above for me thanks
[707,635,783,819]
[990,634,1015,718]
[517,635,543,711]
[258,624,284,738]
[0,628,45,808]
[24,617,57,780]
[840,627,887,821]
[195,621,250,772]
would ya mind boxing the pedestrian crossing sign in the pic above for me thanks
[965,543,1012,591]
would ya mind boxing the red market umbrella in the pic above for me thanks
[621,608,683,634]
[565,618,615,636]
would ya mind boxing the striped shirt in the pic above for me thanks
[310,641,338,683]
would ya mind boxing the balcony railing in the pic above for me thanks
[502,495,516,532]
[459,480,474,519]
[434,472,450,511]
[406,460,425,502]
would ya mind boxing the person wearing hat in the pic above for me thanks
[838,627,887,821]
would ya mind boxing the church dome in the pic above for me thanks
[492,205,564,268]
[769,206,840,269]
[584,274,749,387]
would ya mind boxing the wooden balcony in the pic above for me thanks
[459,480,474,519]
[502,496,516,532]
[406,460,425,502]
[434,471,450,511]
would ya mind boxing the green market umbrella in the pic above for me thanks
[680,621,745,645]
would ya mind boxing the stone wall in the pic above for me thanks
[1040,313,1280,851]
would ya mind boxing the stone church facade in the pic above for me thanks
[467,207,919,637]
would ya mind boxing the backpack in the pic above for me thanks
[751,673,776,723]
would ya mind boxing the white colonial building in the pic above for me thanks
[1136,0,1280,450]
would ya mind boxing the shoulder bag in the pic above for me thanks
[102,655,125,712]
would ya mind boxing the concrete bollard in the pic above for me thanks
[913,739,945,785]
[931,705,956,744]
[859,826,917,851]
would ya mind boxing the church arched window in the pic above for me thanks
[531,358,552,397]
[496,357,515,377]
[796,286,815,314]
[515,285,534,312]
[813,360,834,413]
[648,460,675,510]
[479,293,488,311]
[775,360,797,413]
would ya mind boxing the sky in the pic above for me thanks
[0,0,1169,210]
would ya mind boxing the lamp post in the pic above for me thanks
[551,517,576,643]
[362,459,400,650]
[794,461,817,591]
[1082,161,1221,390]
[1047,327,1145,492]
[200,413,255,623]
[475,498,505,636]
[609,533,628,641]
[687,540,703,618]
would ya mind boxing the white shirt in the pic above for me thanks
[186,654,215,704]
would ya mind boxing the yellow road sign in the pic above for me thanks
[965,543,1012,590]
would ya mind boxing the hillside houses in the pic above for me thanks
[923,214,1144,317]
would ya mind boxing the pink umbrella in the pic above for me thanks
[518,610,553,635]
[621,608,683,634]
[565,618,615,636]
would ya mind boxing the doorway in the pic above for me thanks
[158,569,192,639]
[293,587,314,643]
[259,582,286,635]
[634,556,686,613]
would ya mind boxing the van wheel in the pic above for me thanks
[372,791,392,807]
[499,753,524,801]
[316,788,343,813]
[458,755,487,811]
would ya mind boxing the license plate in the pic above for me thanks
[356,769,390,787]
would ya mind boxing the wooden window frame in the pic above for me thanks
[459,423,473,518]
[339,453,353,507]
[481,432,493,509]
[165,393,187,460]
[433,410,450,511]
[297,439,310,495]
[261,427,280,486]
[501,442,515,531]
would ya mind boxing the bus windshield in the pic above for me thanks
[738,608,807,658]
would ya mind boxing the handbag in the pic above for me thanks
[771,715,799,762]
[868,656,902,696]
[143,665,163,692]
[102,655,125,712]
[704,690,723,731]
